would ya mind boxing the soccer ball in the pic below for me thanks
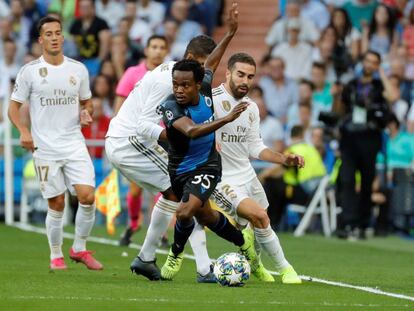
[213,252,250,287]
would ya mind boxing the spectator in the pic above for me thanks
[336,50,398,239]
[70,0,111,76]
[388,75,409,123]
[330,7,361,62]
[361,4,398,59]
[48,0,77,32]
[389,58,413,105]
[287,79,314,128]
[300,0,330,31]
[343,0,378,32]
[160,0,203,60]
[110,34,141,80]
[265,0,319,51]
[0,17,13,62]
[250,85,285,152]
[407,102,414,133]
[124,0,152,47]
[92,74,115,117]
[137,0,166,31]
[10,0,31,57]
[272,18,313,80]
[95,0,125,32]
[162,18,179,51]
[258,57,299,123]
[81,97,111,158]
[187,0,217,36]
[0,0,10,18]
[262,125,326,229]
[99,58,118,82]
[311,62,334,119]
[23,0,45,23]
[114,35,168,113]
[117,16,144,59]
[0,38,20,80]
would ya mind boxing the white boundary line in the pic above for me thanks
[12,223,414,303]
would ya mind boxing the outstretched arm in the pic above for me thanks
[204,2,239,73]
[172,102,248,138]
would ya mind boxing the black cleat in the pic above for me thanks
[130,256,161,281]
[119,227,135,246]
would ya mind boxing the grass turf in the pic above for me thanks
[0,224,413,310]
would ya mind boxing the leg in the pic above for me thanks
[120,182,143,246]
[46,194,66,269]
[69,184,103,270]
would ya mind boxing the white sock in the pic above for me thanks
[72,203,95,252]
[139,197,177,261]
[254,225,290,271]
[46,208,64,260]
[188,221,211,275]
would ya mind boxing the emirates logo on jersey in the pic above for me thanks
[69,76,77,86]
[222,100,231,112]
[39,67,48,77]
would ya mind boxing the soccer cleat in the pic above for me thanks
[197,264,216,283]
[160,248,184,280]
[119,227,135,246]
[280,266,302,284]
[130,256,161,281]
[50,257,67,270]
[239,228,259,273]
[69,248,103,270]
[252,260,275,282]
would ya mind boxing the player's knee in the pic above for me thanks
[78,192,95,205]
[48,196,65,211]
[251,209,270,229]
[176,205,193,221]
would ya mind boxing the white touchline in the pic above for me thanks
[13,223,414,303]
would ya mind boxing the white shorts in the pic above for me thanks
[105,136,171,194]
[33,146,95,199]
[212,176,269,227]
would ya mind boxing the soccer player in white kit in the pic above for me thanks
[105,2,240,282]
[8,17,103,271]
[212,53,304,284]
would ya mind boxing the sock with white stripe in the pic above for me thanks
[138,197,177,261]
[73,203,96,252]
[188,221,212,275]
[46,208,64,260]
[254,225,290,271]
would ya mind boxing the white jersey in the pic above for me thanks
[11,56,92,160]
[213,84,267,185]
[106,61,176,140]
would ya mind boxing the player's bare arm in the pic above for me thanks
[204,2,239,73]
[173,102,248,138]
[258,148,305,168]
[80,98,93,127]
[8,100,35,152]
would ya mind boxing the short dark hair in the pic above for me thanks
[312,61,326,72]
[227,52,256,70]
[364,50,381,63]
[249,85,263,97]
[387,113,400,129]
[146,34,167,47]
[172,59,205,84]
[299,78,315,91]
[184,35,216,59]
[37,16,62,34]
[291,125,304,138]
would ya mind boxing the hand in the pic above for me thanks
[226,102,249,122]
[226,2,239,36]
[80,109,93,127]
[20,130,35,152]
[284,153,305,168]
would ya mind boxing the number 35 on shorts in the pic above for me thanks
[191,174,215,190]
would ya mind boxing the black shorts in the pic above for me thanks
[170,168,221,203]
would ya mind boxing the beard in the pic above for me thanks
[230,79,248,99]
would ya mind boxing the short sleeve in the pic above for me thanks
[200,69,213,98]
[79,65,92,100]
[11,66,31,104]
[160,96,187,128]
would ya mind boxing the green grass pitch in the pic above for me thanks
[0,224,413,310]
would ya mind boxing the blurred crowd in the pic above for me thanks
[0,0,413,238]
